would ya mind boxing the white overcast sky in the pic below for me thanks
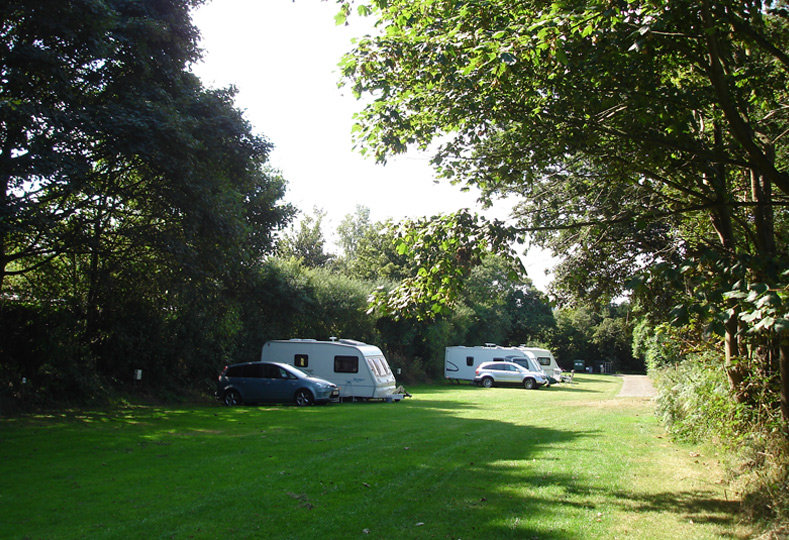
[191,0,556,290]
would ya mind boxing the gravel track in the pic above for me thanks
[616,374,656,397]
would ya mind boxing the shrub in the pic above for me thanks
[651,350,789,528]
[653,351,746,443]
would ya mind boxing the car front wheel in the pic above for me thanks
[523,378,536,390]
[481,377,494,388]
[295,389,314,406]
[223,389,241,406]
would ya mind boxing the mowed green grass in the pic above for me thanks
[1,375,751,539]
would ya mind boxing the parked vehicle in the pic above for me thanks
[261,338,405,401]
[445,344,558,384]
[445,344,520,382]
[216,361,339,406]
[506,356,551,380]
[513,346,564,384]
[473,361,548,389]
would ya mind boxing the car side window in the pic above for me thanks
[225,365,242,377]
[262,363,281,379]
[278,367,296,379]
[240,364,260,378]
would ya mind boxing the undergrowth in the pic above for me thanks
[651,352,789,534]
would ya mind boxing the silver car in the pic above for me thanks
[217,361,340,406]
[474,361,548,390]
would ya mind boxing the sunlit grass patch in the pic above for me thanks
[0,376,752,539]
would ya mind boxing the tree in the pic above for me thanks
[0,0,294,400]
[2,0,198,287]
[278,207,335,268]
[459,254,555,346]
[336,214,412,282]
[337,205,372,260]
[339,0,789,421]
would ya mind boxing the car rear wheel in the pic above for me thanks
[295,389,314,406]
[523,378,535,390]
[223,389,241,406]
[481,377,494,388]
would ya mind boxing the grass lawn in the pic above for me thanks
[1,375,752,539]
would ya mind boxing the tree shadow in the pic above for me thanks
[1,394,746,539]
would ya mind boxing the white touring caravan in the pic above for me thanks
[261,339,405,401]
[513,346,563,384]
[444,344,547,384]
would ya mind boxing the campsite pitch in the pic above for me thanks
[0,375,751,539]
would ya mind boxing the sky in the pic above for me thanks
[191,0,556,290]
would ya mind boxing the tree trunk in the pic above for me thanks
[705,122,748,401]
[751,158,776,256]
[0,140,13,294]
[750,150,788,426]
[780,336,789,428]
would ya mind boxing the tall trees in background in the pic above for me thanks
[0,0,293,402]
[339,0,788,420]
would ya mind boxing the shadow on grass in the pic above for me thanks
[0,390,745,539]
[612,488,743,526]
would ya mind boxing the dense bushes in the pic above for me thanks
[648,339,788,526]
[652,352,747,442]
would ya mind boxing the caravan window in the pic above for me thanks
[378,358,392,376]
[372,356,391,376]
[466,356,474,366]
[537,357,551,366]
[334,355,359,373]
[365,358,380,376]
[294,354,308,368]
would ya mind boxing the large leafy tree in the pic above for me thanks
[3,0,190,286]
[339,1,789,419]
[0,0,293,397]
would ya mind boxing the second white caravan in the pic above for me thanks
[261,339,404,401]
[445,344,546,383]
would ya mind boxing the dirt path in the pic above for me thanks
[616,374,656,397]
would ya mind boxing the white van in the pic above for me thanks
[513,346,563,383]
[444,344,546,383]
[261,339,404,401]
